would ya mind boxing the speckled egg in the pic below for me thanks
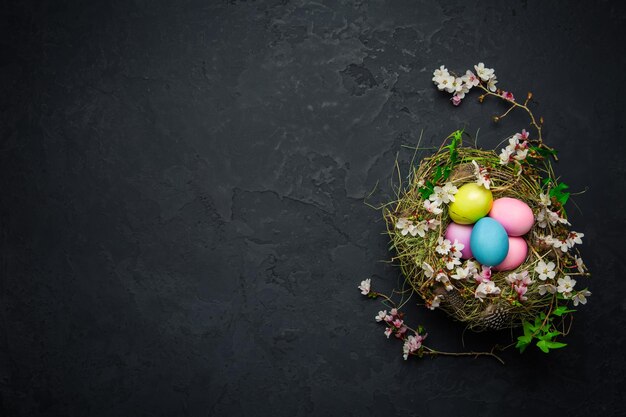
[448,183,493,225]
[494,237,528,271]
[489,197,534,237]
[470,217,509,266]
[445,222,473,259]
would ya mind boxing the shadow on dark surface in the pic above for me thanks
[1,0,625,416]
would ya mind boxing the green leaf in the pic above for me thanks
[418,181,435,199]
[536,340,550,353]
[522,320,534,337]
[530,145,558,159]
[433,166,444,183]
[545,341,567,349]
[516,335,531,353]
[552,306,576,317]
[550,182,570,205]
[537,331,560,341]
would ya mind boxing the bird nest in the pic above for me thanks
[384,132,588,332]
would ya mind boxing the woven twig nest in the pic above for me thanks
[385,139,587,332]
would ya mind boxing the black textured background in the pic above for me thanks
[1,1,625,416]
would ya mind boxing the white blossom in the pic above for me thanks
[566,231,584,248]
[436,236,452,255]
[575,255,586,274]
[471,160,491,189]
[538,283,557,295]
[449,77,466,95]
[487,75,498,92]
[506,271,533,286]
[436,271,454,291]
[358,279,371,295]
[375,310,387,322]
[422,262,435,278]
[462,70,480,87]
[426,219,441,230]
[413,221,429,238]
[450,239,465,258]
[552,238,570,253]
[465,260,479,276]
[432,65,449,81]
[396,217,411,235]
[427,294,443,310]
[535,233,556,247]
[499,147,514,165]
[423,199,443,215]
[451,264,473,280]
[536,208,570,229]
[557,276,576,298]
[539,192,551,207]
[534,260,556,281]
[434,76,455,93]
[474,62,495,82]
[442,182,458,200]
[500,133,529,165]
[572,289,591,306]
[396,217,428,237]
[513,147,529,161]
[445,256,462,271]
[475,280,501,299]
[430,182,458,205]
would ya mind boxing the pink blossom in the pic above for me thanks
[392,319,404,328]
[520,271,532,286]
[395,325,408,338]
[515,284,528,301]
[402,333,427,360]
[474,265,492,283]
[384,327,393,338]
[390,308,398,317]
[501,91,515,101]
[407,334,424,350]
[451,94,462,106]
[506,271,534,302]
[463,70,480,87]
[520,129,529,140]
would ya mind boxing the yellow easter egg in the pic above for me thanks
[448,183,493,224]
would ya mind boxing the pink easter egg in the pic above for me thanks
[493,236,528,271]
[489,197,534,237]
[445,222,473,259]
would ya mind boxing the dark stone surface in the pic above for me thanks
[1,1,625,416]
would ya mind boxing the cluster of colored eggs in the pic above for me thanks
[445,183,534,271]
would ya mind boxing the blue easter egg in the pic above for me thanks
[470,217,509,266]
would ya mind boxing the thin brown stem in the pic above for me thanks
[421,346,505,365]
[372,292,396,306]
[498,103,517,120]
[476,84,558,160]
